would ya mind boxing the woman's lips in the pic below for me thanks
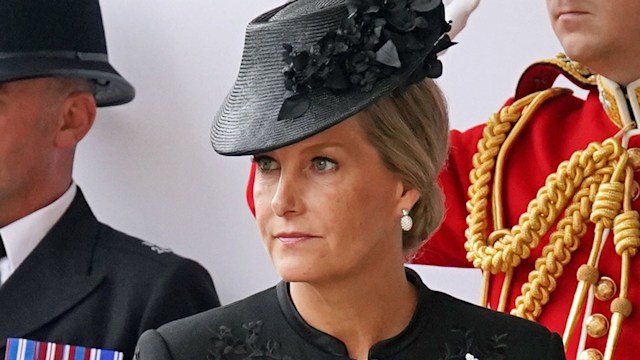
[274,232,317,245]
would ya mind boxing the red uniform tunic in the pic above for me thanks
[413,57,640,360]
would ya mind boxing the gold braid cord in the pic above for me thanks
[515,164,613,320]
[603,167,640,359]
[464,87,630,323]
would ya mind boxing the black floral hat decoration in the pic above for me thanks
[212,0,452,155]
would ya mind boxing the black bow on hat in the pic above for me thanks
[211,0,452,156]
[0,0,135,106]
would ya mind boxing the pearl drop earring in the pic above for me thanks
[401,209,413,232]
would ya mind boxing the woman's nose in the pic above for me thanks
[271,171,302,217]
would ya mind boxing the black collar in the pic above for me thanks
[276,267,433,358]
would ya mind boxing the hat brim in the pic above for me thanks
[0,56,135,107]
[212,53,428,156]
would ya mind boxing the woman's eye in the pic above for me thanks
[312,157,338,172]
[254,156,280,172]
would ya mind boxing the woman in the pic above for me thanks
[135,0,565,359]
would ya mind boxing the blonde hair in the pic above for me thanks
[359,79,449,253]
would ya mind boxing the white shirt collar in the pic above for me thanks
[0,183,77,281]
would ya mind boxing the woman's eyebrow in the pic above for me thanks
[300,141,347,153]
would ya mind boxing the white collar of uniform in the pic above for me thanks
[0,183,77,275]
[597,75,640,128]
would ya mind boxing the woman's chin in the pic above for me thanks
[273,261,315,283]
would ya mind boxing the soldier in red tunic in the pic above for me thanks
[412,1,640,359]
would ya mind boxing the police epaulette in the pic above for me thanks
[514,53,597,100]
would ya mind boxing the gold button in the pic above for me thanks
[585,314,610,338]
[628,148,640,171]
[595,276,617,301]
[579,348,604,360]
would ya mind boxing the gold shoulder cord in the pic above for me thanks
[464,86,640,359]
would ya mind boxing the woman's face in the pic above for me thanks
[253,115,419,284]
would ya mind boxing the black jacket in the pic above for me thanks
[135,268,565,360]
[0,189,220,360]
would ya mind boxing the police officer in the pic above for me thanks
[0,1,220,358]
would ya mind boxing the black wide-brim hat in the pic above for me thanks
[212,0,451,156]
[0,0,134,107]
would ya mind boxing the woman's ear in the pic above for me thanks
[54,92,97,148]
[397,182,421,213]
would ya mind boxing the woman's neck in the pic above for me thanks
[289,264,418,360]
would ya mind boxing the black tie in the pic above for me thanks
[0,233,5,285]
[0,233,6,258]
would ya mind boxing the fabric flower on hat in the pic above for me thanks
[279,0,453,120]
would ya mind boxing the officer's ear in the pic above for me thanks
[54,91,97,149]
